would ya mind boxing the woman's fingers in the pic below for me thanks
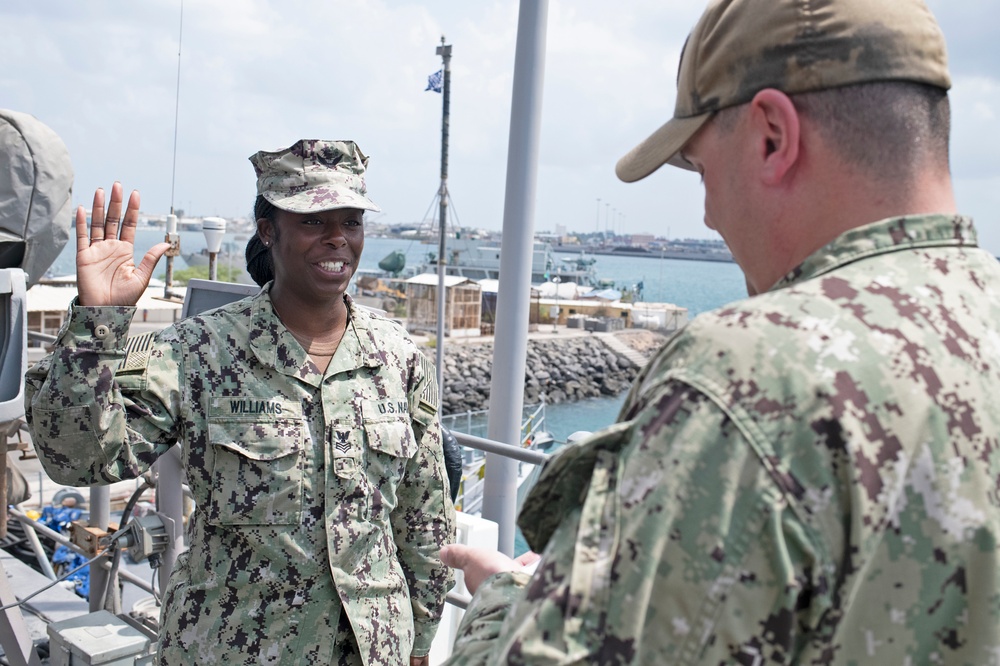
[119,189,141,244]
[75,206,90,252]
[89,188,106,242]
[103,182,124,240]
[86,183,138,243]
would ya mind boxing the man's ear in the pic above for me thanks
[748,89,800,186]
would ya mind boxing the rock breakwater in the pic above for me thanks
[426,330,668,415]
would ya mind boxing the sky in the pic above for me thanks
[3,1,999,254]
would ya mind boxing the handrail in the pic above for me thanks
[11,515,55,580]
[27,331,56,344]
[446,590,471,610]
[9,508,75,553]
[441,400,548,444]
[450,431,550,465]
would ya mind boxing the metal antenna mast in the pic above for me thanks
[163,0,184,298]
[169,0,183,216]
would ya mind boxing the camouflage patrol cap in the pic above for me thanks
[616,0,951,181]
[250,139,381,213]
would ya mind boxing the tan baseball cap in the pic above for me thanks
[250,139,381,213]
[616,0,951,181]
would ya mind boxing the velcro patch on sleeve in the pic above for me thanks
[417,355,439,417]
[117,332,156,375]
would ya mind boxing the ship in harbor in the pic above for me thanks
[415,235,603,286]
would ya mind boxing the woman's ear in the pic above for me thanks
[747,89,801,186]
[256,217,273,247]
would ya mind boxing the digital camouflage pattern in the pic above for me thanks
[25,289,455,665]
[617,0,952,179]
[250,139,382,214]
[446,214,1000,665]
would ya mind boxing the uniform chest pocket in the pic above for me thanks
[207,419,305,526]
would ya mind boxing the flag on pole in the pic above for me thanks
[425,69,443,93]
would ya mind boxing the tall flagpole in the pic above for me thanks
[435,37,452,404]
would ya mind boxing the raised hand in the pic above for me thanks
[76,182,171,307]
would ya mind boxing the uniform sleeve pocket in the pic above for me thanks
[207,420,304,526]
[28,406,108,485]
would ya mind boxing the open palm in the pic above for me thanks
[76,182,171,307]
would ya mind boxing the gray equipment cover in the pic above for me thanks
[0,109,73,287]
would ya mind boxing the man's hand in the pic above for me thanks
[410,656,429,666]
[440,544,541,595]
[76,182,171,307]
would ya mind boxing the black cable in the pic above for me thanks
[103,479,152,613]
[150,568,161,605]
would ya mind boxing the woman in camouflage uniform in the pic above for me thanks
[25,139,455,665]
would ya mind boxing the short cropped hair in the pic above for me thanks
[714,81,951,183]
[795,81,951,181]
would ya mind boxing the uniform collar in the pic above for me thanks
[248,287,386,383]
[327,295,389,376]
[771,214,978,293]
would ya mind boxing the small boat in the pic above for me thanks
[561,253,597,268]
[377,250,407,276]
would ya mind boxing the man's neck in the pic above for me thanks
[751,164,958,293]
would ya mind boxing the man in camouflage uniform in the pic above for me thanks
[25,140,455,665]
[442,0,1000,663]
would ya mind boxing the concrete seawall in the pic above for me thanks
[424,329,668,415]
